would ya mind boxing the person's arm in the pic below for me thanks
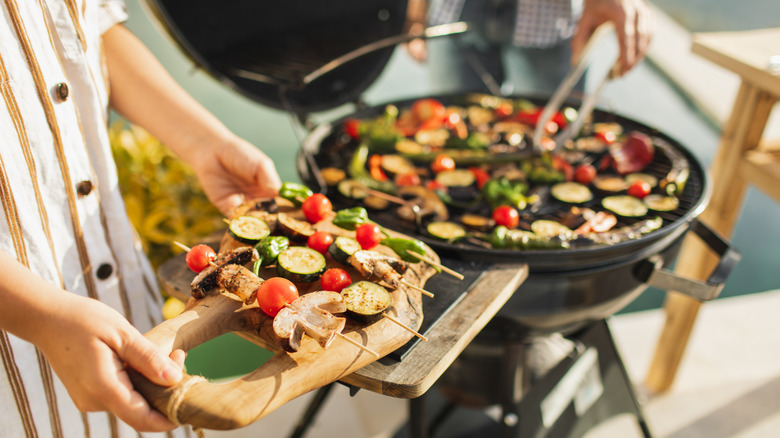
[0,250,185,432]
[103,24,282,215]
[570,0,654,76]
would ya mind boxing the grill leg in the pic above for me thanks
[289,383,334,438]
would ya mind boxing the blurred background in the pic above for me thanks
[113,0,780,378]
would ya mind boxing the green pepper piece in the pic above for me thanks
[279,182,313,206]
[380,237,427,262]
[252,235,290,275]
[348,144,397,193]
[489,226,510,249]
[332,207,369,230]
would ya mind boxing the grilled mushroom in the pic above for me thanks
[348,250,409,290]
[190,246,259,298]
[272,291,347,352]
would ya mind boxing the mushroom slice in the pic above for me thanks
[272,291,347,352]
[216,264,264,304]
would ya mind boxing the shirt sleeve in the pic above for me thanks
[97,0,129,35]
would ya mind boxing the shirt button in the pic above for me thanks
[55,82,69,101]
[96,263,113,280]
[76,180,93,197]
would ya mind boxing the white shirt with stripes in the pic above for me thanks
[0,0,189,436]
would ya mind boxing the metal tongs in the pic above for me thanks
[532,24,620,152]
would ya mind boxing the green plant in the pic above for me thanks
[109,120,224,271]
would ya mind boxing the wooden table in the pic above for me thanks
[645,27,780,393]
[158,254,528,399]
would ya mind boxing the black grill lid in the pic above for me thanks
[142,0,408,113]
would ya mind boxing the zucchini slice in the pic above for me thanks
[625,172,658,189]
[530,220,572,238]
[435,169,476,188]
[276,246,326,283]
[340,281,392,323]
[337,179,369,200]
[551,182,593,204]
[460,213,494,232]
[380,154,416,176]
[643,194,679,212]
[427,221,467,242]
[602,195,649,217]
[276,213,315,244]
[320,167,347,186]
[328,236,361,265]
[593,175,628,193]
[228,216,271,245]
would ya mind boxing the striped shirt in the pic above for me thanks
[429,0,584,48]
[0,0,188,436]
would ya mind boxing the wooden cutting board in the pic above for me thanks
[129,200,438,430]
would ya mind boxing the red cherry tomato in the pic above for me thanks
[431,153,456,174]
[494,101,513,118]
[595,130,617,145]
[301,193,333,223]
[395,172,421,186]
[355,223,383,250]
[411,98,446,130]
[426,180,447,192]
[492,205,520,229]
[627,180,652,199]
[344,119,361,140]
[469,167,491,189]
[320,268,352,293]
[256,277,299,317]
[574,163,597,185]
[307,230,334,255]
[185,244,216,273]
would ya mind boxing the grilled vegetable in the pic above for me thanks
[593,175,628,193]
[427,221,467,242]
[228,216,271,245]
[644,194,679,212]
[380,237,427,263]
[273,291,347,352]
[482,177,530,210]
[277,212,315,243]
[602,195,649,217]
[531,220,573,238]
[332,206,369,230]
[253,236,290,273]
[654,138,690,196]
[341,281,393,323]
[551,182,593,204]
[279,182,313,206]
[276,246,327,283]
[488,226,569,250]
[328,236,361,265]
[348,250,409,289]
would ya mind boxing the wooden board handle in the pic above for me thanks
[130,290,422,430]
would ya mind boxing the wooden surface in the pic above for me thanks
[147,201,528,429]
[646,28,780,393]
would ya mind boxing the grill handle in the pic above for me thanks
[639,219,741,301]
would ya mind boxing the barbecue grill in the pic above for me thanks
[141,0,740,435]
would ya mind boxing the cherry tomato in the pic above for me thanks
[256,277,299,317]
[552,155,574,181]
[343,119,361,140]
[411,98,446,130]
[301,193,332,223]
[307,230,334,255]
[395,172,421,186]
[469,167,491,189]
[185,244,216,273]
[494,101,513,118]
[627,180,652,199]
[426,180,447,192]
[320,268,352,293]
[355,223,383,250]
[492,205,520,229]
[595,130,617,145]
[431,153,456,173]
[574,163,597,185]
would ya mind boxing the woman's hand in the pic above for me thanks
[571,0,654,76]
[190,135,282,216]
[31,293,186,432]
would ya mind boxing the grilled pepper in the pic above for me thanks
[482,177,531,210]
[279,182,313,206]
[380,237,427,263]
[360,105,402,153]
[252,235,290,275]
[332,207,369,230]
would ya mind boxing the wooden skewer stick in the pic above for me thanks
[405,250,465,280]
[336,332,380,357]
[173,241,191,252]
[223,218,232,225]
[400,280,434,298]
[383,313,427,341]
[360,187,409,206]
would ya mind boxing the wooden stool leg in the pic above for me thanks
[645,83,776,393]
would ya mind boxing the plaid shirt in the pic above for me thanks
[429,0,583,48]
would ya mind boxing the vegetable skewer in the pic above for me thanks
[382,312,428,341]
[405,249,464,280]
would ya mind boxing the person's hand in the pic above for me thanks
[191,136,283,216]
[33,293,185,432]
[571,0,654,76]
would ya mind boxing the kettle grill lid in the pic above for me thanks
[142,0,407,113]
